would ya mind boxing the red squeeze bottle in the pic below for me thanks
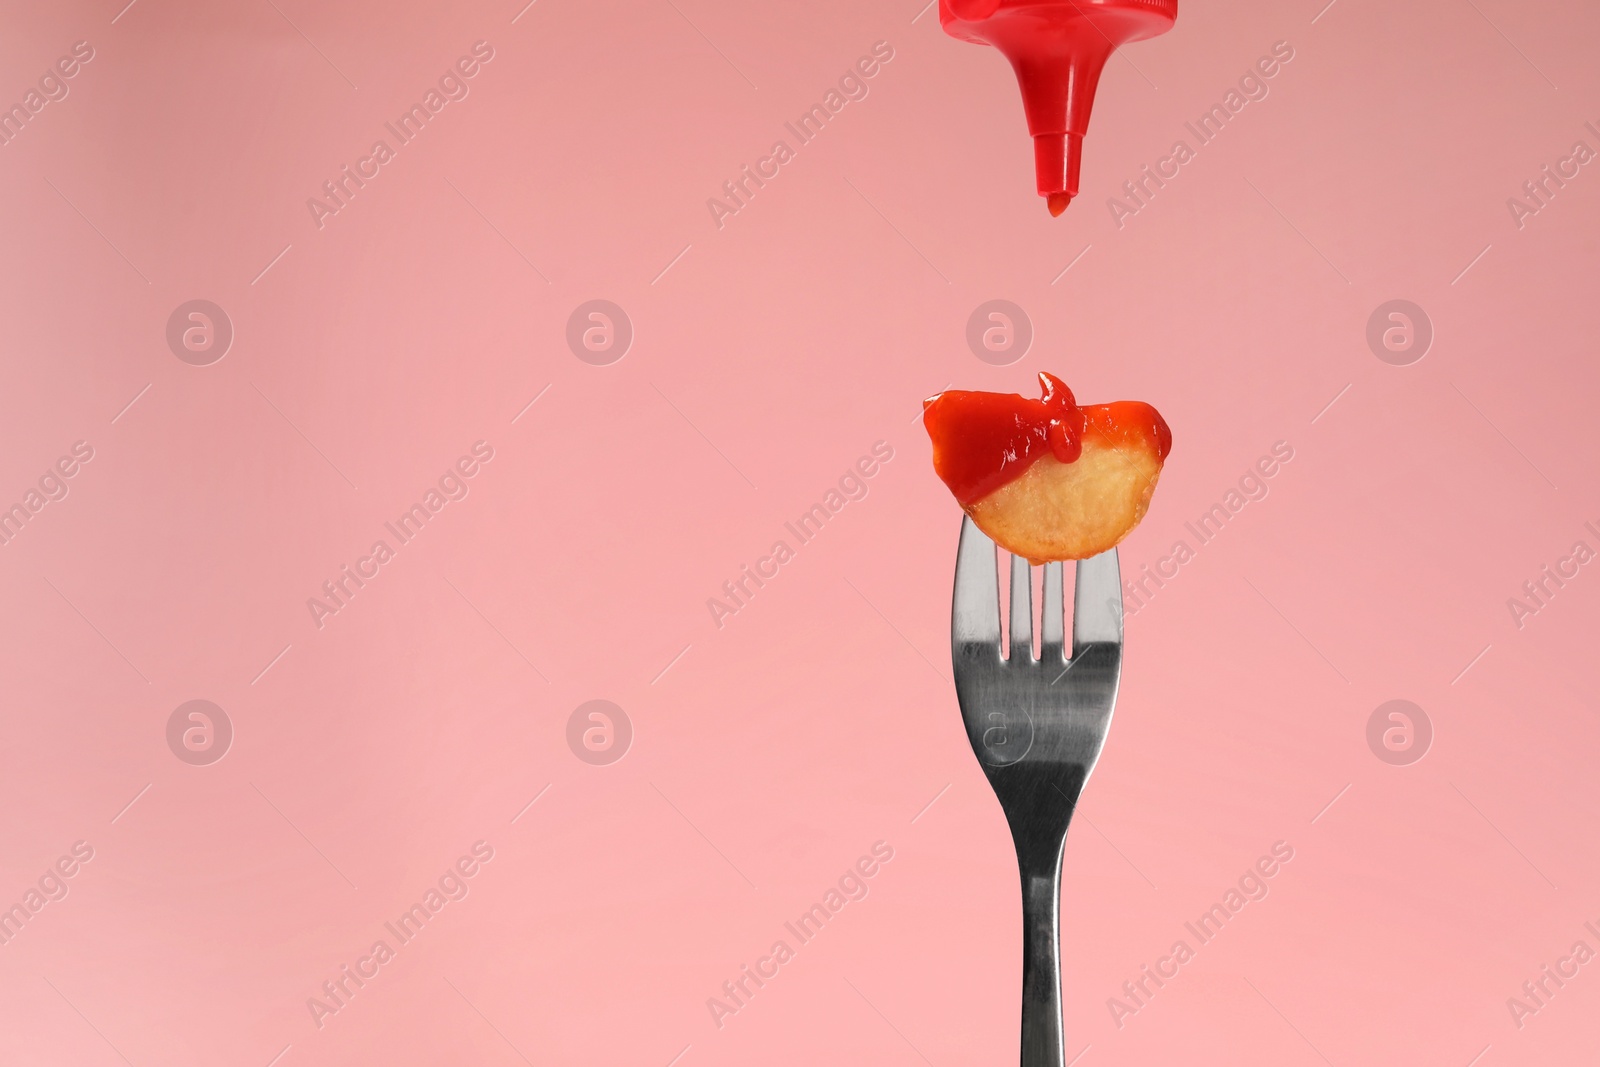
[940,0,1177,216]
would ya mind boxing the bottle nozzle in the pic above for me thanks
[941,0,1176,213]
[1034,131,1083,214]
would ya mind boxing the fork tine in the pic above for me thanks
[1072,548,1123,656]
[1009,554,1032,662]
[1040,561,1065,662]
[952,516,1001,648]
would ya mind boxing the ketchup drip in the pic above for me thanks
[923,372,1171,506]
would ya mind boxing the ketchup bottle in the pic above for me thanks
[941,0,1178,215]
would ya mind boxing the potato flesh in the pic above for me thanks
[964,439,1162,563]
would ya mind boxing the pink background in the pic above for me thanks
[2,0,1598,1063]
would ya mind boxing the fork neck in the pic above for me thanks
[992,764,1085,869]
[1018,835,1067,1067]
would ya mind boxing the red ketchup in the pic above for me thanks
[940,0,1178,215]
[923,373,1171,505]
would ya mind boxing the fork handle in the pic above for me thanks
[1019,844,1067,1067]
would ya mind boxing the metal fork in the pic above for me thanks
[951,516,1123,1067]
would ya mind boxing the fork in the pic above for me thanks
[951,515,1123,1067]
